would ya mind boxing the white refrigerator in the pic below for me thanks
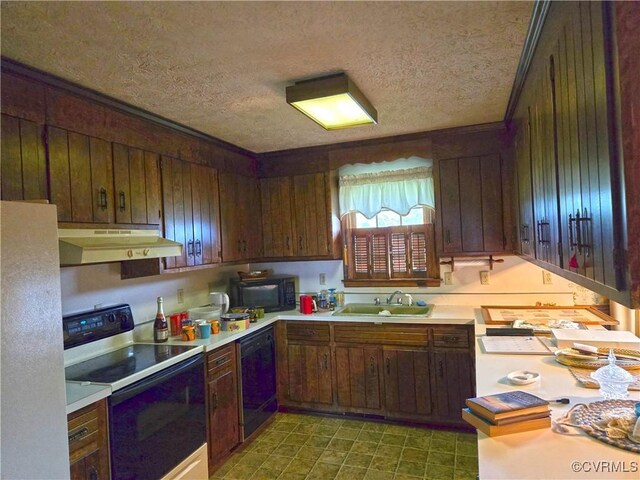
[0,201,70,479]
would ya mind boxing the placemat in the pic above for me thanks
[569,367,640,390]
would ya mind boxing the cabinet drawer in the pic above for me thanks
[67,404,100,461]
[287,322,330,342]
[432,328,470,348]
[207,343,235,376]
[334,324,429,346]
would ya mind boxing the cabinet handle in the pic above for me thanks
[118,191,126,211]
[195,239,202,256]
[237,239,242,253]
[323,353,328,370]
[385,358,391,375]
[68,426,89,444]
[521,224,530,244]
[443,335,459,344]
[212,392,219,410]
[88,466,98,480]
[299,329,316,337]
[98,187,107,210]
[568,213,576,249]
[187,240,194,256]
[438,360,444,379]
[243,239,247,253]
[445,229,451,245]
[369,356,375,375]
[286,236,290,251]
[298,236,303,251]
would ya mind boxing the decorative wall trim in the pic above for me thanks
[503,0,551,121]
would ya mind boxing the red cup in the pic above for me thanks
[300,295,313,314]
[170,314,182,336]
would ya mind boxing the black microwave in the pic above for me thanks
[229,275,297,312]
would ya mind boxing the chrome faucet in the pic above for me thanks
[386,290,404,305]
[404,294,414,306]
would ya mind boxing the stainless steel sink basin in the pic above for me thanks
[332,303,433,317]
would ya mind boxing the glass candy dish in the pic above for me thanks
[591,349,634,399]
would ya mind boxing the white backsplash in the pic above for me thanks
[251,256,577,306]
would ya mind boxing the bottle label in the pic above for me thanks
[155,328,169,341]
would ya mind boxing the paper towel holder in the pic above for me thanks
[439,255,504,271]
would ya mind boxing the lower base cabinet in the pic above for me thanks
[206,344,240,469]
[67,400,109,480]
[277,321,475,427]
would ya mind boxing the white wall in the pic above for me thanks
[60,262,249,339]
[251,256,579,306]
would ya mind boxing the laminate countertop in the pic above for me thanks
[473,309,640,480]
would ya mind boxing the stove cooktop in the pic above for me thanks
[65,343,197,385]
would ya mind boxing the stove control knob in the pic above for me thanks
[119,313,130,326]
[106,313,116,323]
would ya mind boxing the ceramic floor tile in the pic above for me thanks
[209,412,476,480]
[336,465,367,480]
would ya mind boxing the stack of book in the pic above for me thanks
[462,390,551,436]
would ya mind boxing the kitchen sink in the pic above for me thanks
[332,303,433,317]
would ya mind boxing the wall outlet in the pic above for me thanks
[542,271,553,284]
[480,271,490,285]
[443,271,453,285]
[177,288,184,304]
[319,273,326,285]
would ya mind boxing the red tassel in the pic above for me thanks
[568,253,579,268]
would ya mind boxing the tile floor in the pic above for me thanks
[211,412,478,480]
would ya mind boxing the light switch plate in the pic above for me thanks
[542,271,553,284]
[480,271,490,285]
[177,288,184,304]
[319,273,326,285]
[443,271,453,285]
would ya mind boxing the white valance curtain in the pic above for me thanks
[339,165,435,219]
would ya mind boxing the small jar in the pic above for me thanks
[181,325,195,341]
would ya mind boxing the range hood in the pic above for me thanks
[59,229,183,265]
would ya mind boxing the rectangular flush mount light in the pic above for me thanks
[286,73,377,130]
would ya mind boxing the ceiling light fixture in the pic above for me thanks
[286,73,377,130]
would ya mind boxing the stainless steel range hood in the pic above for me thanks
[59,229,183,265]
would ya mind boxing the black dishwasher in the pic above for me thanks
[238,325,277,440]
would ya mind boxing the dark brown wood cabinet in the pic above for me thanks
[219,172,263,262]
[112,143,161,225]
[437,154,508,255]
[278,322,333,407]
[335,345,382,413]
[162,156,222,269]
[511,1,630,302]
[1,114,47,201]
[276,320,474,427]
[431,327,475,422]
[292,173,333,257]
[67,400,109,480]
[383,347,431,419]
[260,176,295,258]
[48,126,114,225]
[206,344,240,469]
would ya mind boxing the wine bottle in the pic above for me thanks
[154,296,169,342]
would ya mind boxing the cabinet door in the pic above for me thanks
[292,173,331,257]
[438,159,463,253]
[383,347,431,418]
[208,368,239,461]
[286,344,333,405]
[1,114,47,201]
[432,350,475,424]
[514,115,535,257]
[49,127,114,224]
[219,172,242,261]
[113,144,161,225]
[193,165,221,265]
[260,176,294,258]
[335,345,382,412]
[161,156,191,268]
[244,176,263,259]
[83,451,101,480]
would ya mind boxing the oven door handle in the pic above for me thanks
[110,353,204,406]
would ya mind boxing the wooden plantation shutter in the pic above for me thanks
[347,224,435,280]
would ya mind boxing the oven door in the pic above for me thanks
[108,354,205,480]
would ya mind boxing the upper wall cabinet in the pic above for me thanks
[259,172,342,260]
[161,156,221,269]
[48,126,114,225]
[1,114,47,202]
[511,1,636,305]
[219,172,263,262]
[433,125,514,257]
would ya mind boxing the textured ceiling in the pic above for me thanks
[1,1,532,153]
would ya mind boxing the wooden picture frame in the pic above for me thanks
[480,305,618,326]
